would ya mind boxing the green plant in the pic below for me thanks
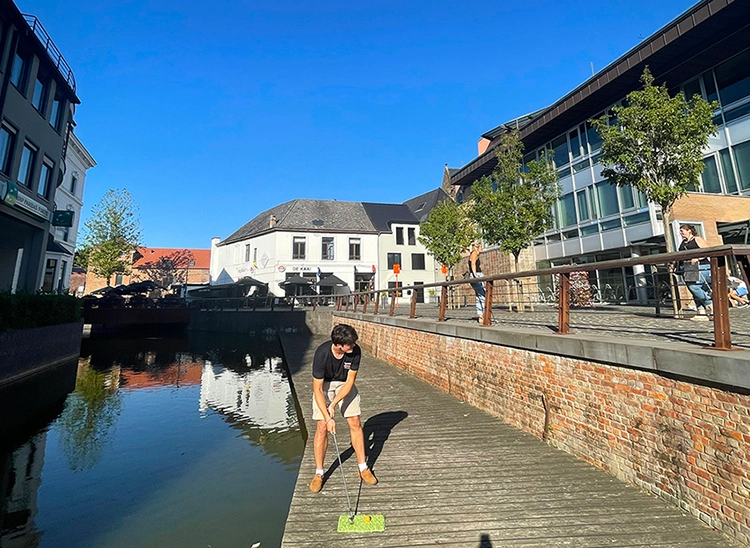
[0,291,82,331]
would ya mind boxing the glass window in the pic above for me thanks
[411,253,425,270]
[595,181,619,217]
[18,144,36,187]
[253,248,257,262]
[549,204,559,230]
[407,227,416,245]
[10,53,27,90]
[703,70,718,104]
[572,159,589,173]
[635,189,649,208]
[733,140,750,190]
[623,212,650,226]
[701,155,722,193]
[387,281,402,297]
[49,94,64,131]
[395,227,404,245]
[559,193,577,227]
[601,218,622,231]
[245,244,251,262]
[618,186,635,210]
[586,117,603,152]
[42,259,57,292]
[576,190,590,221]
[580,224,599,236]
[32,77,47,113]
[569,130,581,159]
[724,102,750,123]
[387,252,401,270]
[719,148,738,193]
[38,160,53,199]
[70,175,78,196]
[683,78,702,101]
[349,238,361,260]
[551,135,569,167]
[0,125,15,174]
[292,236,306,259]
[58,261,68,292]
[715,49,750,107]
[321,237,334,260]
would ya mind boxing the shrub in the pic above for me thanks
[0,291,82,332]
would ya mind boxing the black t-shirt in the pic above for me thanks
[312,340,361,381]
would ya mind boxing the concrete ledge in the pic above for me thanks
[336,312,750,391]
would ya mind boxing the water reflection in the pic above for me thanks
[1,332,304,548]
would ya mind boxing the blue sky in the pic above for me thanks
[20,0,696,249]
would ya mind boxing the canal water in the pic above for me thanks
[0,332,305,548]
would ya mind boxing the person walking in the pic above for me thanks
[309,324,377,493]
[469,240,486,324]
[677,224,713,320]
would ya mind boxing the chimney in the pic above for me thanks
[269,214,277,228]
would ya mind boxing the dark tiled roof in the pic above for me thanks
[403,188,450,222]
[362,203,418,233]
[220,199,377,245]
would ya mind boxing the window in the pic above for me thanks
[733,140,750,190]
[387,281,402,297]
[245,244,251,262]
[321,237,334,260]
[70,175,78,196]
[10,52,27,91]
[551,135,569,167]
[115,273,124,286]
[387,252,401,270]
[38,159,53,199]
[32,76,48,113]
[715,49,750,107]
[49,93,64,131]
[701,156,722,193]
[618,186,635,210]
[569,129,581,159]
[58,261,68,292]
[253,248,258,263]
[576,190,590,221]
[395,227,404,245]
[407,227,416,245]
[348,238,361,260]
[0,125,15,175]
[292,236,306,259]
[635,189,649,209]
[719,149,738,193]
[411,253,425,270]
[586,116,604,152]
[62,226,70,242]
[42,259,57,292]
[558,193,577,227]
[17,143,36,188]
[594,181,619,217]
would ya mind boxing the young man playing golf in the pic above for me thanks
[310,324,377,493]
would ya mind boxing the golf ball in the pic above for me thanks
[364,516,371,523]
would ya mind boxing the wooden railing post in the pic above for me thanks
[363,294,369,314]
[557,272,570,334]
[439,286,448,322]
[312,297,317,311]
[373,292,380,315]
[345,296,350,312]
[410,288,417,318]
[353,295,359,313]
[389,290,396,316]
[711,255,732,350]
[336,297,342,311]
[481,280,493,326]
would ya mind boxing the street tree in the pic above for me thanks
[591,67,717,253]
[82,189,143,286]
[469,129,559,272]
[418,198,477,276]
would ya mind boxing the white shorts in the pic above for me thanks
[312,380,361,420]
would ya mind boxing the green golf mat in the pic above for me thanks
[337,514,385,532]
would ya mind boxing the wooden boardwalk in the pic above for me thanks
[280,334,734,548]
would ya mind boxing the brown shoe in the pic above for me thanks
[358,467,378,485]
[309,474,324,493]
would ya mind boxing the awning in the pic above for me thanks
[717,219,750,245]
[46,234,72,255]
[279,274,314,286]
[316,274,348,287]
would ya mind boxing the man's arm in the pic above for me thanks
[313,377,336,432]
[327,370,357,417]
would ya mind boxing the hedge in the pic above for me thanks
[0,292,82,332]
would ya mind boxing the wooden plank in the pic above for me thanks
[280,335,733,548]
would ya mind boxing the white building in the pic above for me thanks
[42,131,95,292]
[210,199,380,297]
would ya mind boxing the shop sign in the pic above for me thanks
[15,192,50,220]
[292,266,313,272]
[0,180,18,206]
[52,210,74,227]
[278,265,286,272]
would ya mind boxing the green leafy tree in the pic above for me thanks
[469,130,559,271]
[82,189,143,285]
[418,199,477,276]
[591,67,717,254]
[73,243,92,268]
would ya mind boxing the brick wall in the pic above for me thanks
[672,193,750,245]
[453,246,536,307]
[339,316,750,547]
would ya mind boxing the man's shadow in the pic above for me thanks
[326,410,407,477]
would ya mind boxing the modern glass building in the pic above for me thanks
[449,0,750,303]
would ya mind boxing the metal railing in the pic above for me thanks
[329,245,750,352]
[23,15,76,93]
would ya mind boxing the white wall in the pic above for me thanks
[377,223,439,301]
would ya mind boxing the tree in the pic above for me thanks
[73,243,92,268]
[418,199,477,276]
[591,67,717,254]
[136,249,195,288]
[82,189,143,285]
[469,130,559,271]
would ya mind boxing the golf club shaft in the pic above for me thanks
[330,428,354,518]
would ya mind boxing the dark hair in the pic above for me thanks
[331,324,358,346]
[680,224,697,236]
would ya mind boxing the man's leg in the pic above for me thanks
[346,415,377,485]
[310,419,328,492]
